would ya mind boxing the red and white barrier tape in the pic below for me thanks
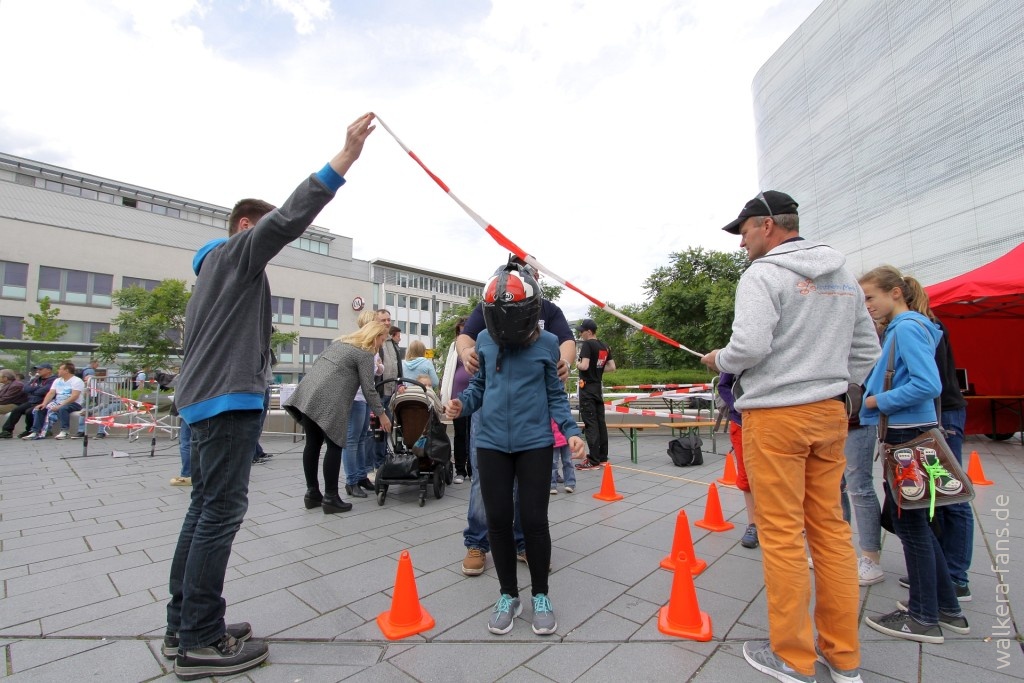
[375,116,705,358]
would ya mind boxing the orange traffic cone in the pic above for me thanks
[717,452,738,486]
[660,509,707,575]
[376,550,435,640]
[593,463,624,502]
[966,450,994,486]
[695,482,734,532]
[657,551,713,641]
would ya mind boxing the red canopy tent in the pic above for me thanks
[926,242,1024,436]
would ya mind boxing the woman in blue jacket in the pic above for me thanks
[445,262,584,637]
[858,266,968,644]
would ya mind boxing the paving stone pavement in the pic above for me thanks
[1,429,1022,682]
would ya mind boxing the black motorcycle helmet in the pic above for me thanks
[482,258,541,347]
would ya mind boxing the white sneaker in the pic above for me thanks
[550,487,558,495]
[21,432,38,441]
[54,431,69,440]
[857,556,884,586]
[453,474,465,484]
[564,486,574,493]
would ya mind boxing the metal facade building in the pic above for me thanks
[752,0,1024,282]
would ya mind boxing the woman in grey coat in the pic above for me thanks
[285,321,392,513]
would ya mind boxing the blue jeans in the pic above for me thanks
[935,408,973,586]
[464,411,524,552]
[843,424,881,552]
[342,401,369,486]
[166,410,261,649]
[78,400,115,435]
[32,402,81,433]
[883,426,962,625]
[551,444,576,488]
[178,420,192,478]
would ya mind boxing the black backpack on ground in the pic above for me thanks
[667,433,704,467]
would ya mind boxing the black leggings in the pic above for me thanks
[300,415,343,495]
[452,416,471,477]
[477,446,552,598]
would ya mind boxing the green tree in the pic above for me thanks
[641,247,747,369]
[1,297,68,372]
[95,280,190,371]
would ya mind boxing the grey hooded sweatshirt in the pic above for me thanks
[716,240,880,411]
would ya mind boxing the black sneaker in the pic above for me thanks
[71,432,86,439]
[898,575,910,589]
[864,609,943,643]
[16,430,31,439]
[955,583,972,602]
[896,600,970,635]
[0,431,12,439]
[95,432,107,439]
[162,622,253,659]
[173,633,268,680]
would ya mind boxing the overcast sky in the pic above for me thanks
[0,0,821,319]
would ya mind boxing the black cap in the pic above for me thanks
[721,190,799,234]
[32,363,53,370]
[576,318,597,333]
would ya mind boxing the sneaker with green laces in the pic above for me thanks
[531,593,557,635]
[487,593,522,635]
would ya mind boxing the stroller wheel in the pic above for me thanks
[377,491,386,506]
[444,462,454,486]
[418,497,425,507]
[433,467,446,499]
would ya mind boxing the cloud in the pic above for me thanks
[0,0,822,320]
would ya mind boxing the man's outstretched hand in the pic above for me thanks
[330,113,376,178]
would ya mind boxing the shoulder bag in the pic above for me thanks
[878,332,974,520]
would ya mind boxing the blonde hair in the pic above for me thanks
[356,309,376,327]
[339,321,388,351]
[405,339,426,360]
[859,265,929,313]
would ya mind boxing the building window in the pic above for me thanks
[0,315,22,339]
[275,342,294,364]
[295,237,329,255]
[61,321,110,343]
[420,298,430,311]
[121,276,160,292]
[299,337,332,364]
[300,300,338,328]
[420,323,430,336]
[386,292,395,306]
[409,296,418,310]
[38,267,113,307]
[397,295,407,308]
[271,296,294,325]
[1,261,28,300]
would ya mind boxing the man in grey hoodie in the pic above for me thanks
[701,191,879,683]
[165,113,376,681]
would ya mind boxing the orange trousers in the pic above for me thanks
[743,399,860,675]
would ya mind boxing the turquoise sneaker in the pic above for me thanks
[531,593,557,635]
[487,594,522,635]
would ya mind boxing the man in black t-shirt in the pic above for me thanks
[574,319,615,469]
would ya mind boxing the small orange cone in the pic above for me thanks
[660,509,707,575]
[966,450,994,486]
[717,452,738,486]
[593,463,624,502]
[657,551,713,641]
[694,482,734,532]
[376,550,435,640]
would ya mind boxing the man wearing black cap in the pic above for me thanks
[575,318,615,470]
[701,191,879,683]
[0,364,55,439]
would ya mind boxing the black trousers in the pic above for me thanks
[300,415,343,494]
[579,388,608,463]
[2,401,36,434]
[477,446,552,598]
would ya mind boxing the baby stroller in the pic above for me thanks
[373,378,453,507]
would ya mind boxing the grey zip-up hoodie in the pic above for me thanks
[716,240,880,410]
[176,167,344,424]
